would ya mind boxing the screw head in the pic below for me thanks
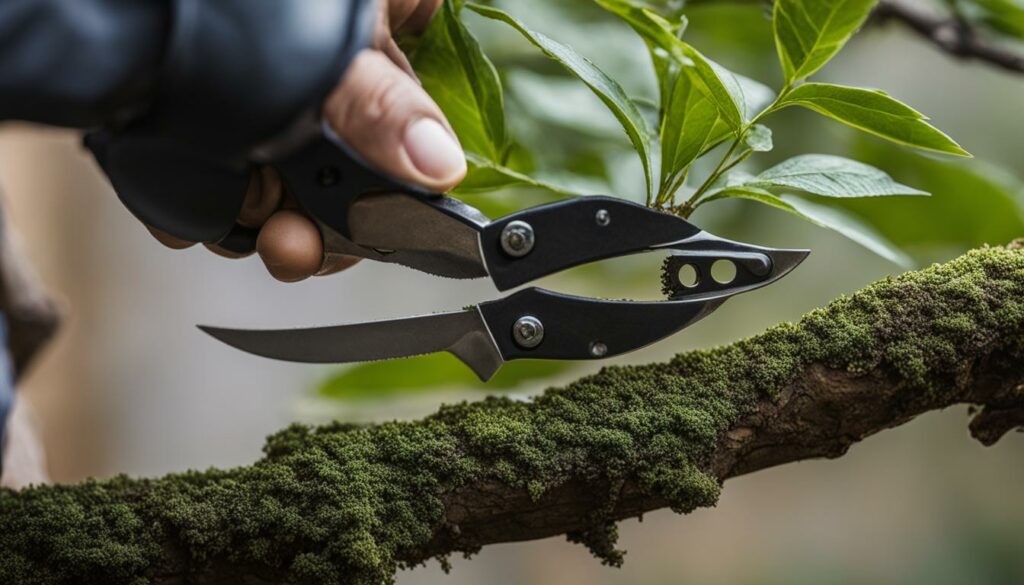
[512,316,545,349]
[317,166,341,187]
[595,209,611,227]
[589,341,608,358]
[501,221,536,257]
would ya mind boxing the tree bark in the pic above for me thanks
[2,244,1023,585]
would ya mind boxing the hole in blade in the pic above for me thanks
[711,259,737,284]
[677,264,700,288]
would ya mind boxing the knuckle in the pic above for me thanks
[341,72,409,136]
[368,78,409,123]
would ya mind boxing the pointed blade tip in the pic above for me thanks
[197,324,240,343]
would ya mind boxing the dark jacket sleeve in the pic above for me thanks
[0,0,168,128]
[0,0,376,244]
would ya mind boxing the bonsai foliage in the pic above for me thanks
[406,0,970,266]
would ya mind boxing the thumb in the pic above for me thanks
[324,50,466,192]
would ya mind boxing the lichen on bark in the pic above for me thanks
[1,244,1022,585]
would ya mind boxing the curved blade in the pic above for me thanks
[200,309,505,381]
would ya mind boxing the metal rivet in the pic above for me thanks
[512,316,545,349]
[318,166,340,187]
[501,221,536,258]
[595,209,611,227]
[589,341,608,358]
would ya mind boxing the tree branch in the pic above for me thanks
[874,0,1024,74]
[2,243,1023,585]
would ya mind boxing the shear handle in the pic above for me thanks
[478,287,727,362]
[216,123,438,254]
[481,197,703,291]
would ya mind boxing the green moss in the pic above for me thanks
[2,246,1024,584]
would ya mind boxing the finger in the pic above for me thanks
[256,210,325,283]
[238,167,283,228]
[317,254,362,277]
[324,50,466,192]
[391,0,442,34]
[203,242,252,259]
[382,36,416,79]
[147,225,195,250]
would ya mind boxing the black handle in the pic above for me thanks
[216,224,261,255]
[275,125,435,239]
[480,197,702,291]
[478,287,725,362]
[217,125,438,254]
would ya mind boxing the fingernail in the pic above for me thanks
[403,118,466,182]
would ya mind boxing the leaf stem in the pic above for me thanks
[656,169,690,208]
[679,85,796,215]
[685,136,742,208]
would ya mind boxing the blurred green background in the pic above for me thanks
[0,0,1020,583]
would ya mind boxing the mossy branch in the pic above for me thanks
[3,244,1024,585]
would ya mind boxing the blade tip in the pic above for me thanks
[772,248,811,275]
[196,324,238,344]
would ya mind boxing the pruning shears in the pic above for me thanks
[201,124,809,381]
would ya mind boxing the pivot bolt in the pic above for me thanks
[589,342,608,358]
[595,209,611,227]
[512,316,545,349]
[501,221,535,257]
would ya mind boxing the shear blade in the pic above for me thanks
[199,308,506,381]
[341,193,490,280]
[661,230,810,300]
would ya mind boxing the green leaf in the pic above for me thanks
[657,74,773,194]
[772,0,879,83]
[590,0,746,129]
[701,185,794,211]
[591,0,751,200]
[317,354,574,401]
[681,47,747,129]
[751,154,927,197]
[776,83,971,157]
[586,0,684,115]
[744,124,774,152]
[782,195,914,267]
[704,185,913,268]
[659,70,728,192]
[591,0,687,48]
[469,2,656,198]
[736,74,777,119]
[507,71,626,140]
[410,0,508,162]
[833,138,1024,256]
[704,187,912,266]
[457,153,585,196]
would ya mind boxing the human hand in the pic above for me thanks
[148,0,467,282]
